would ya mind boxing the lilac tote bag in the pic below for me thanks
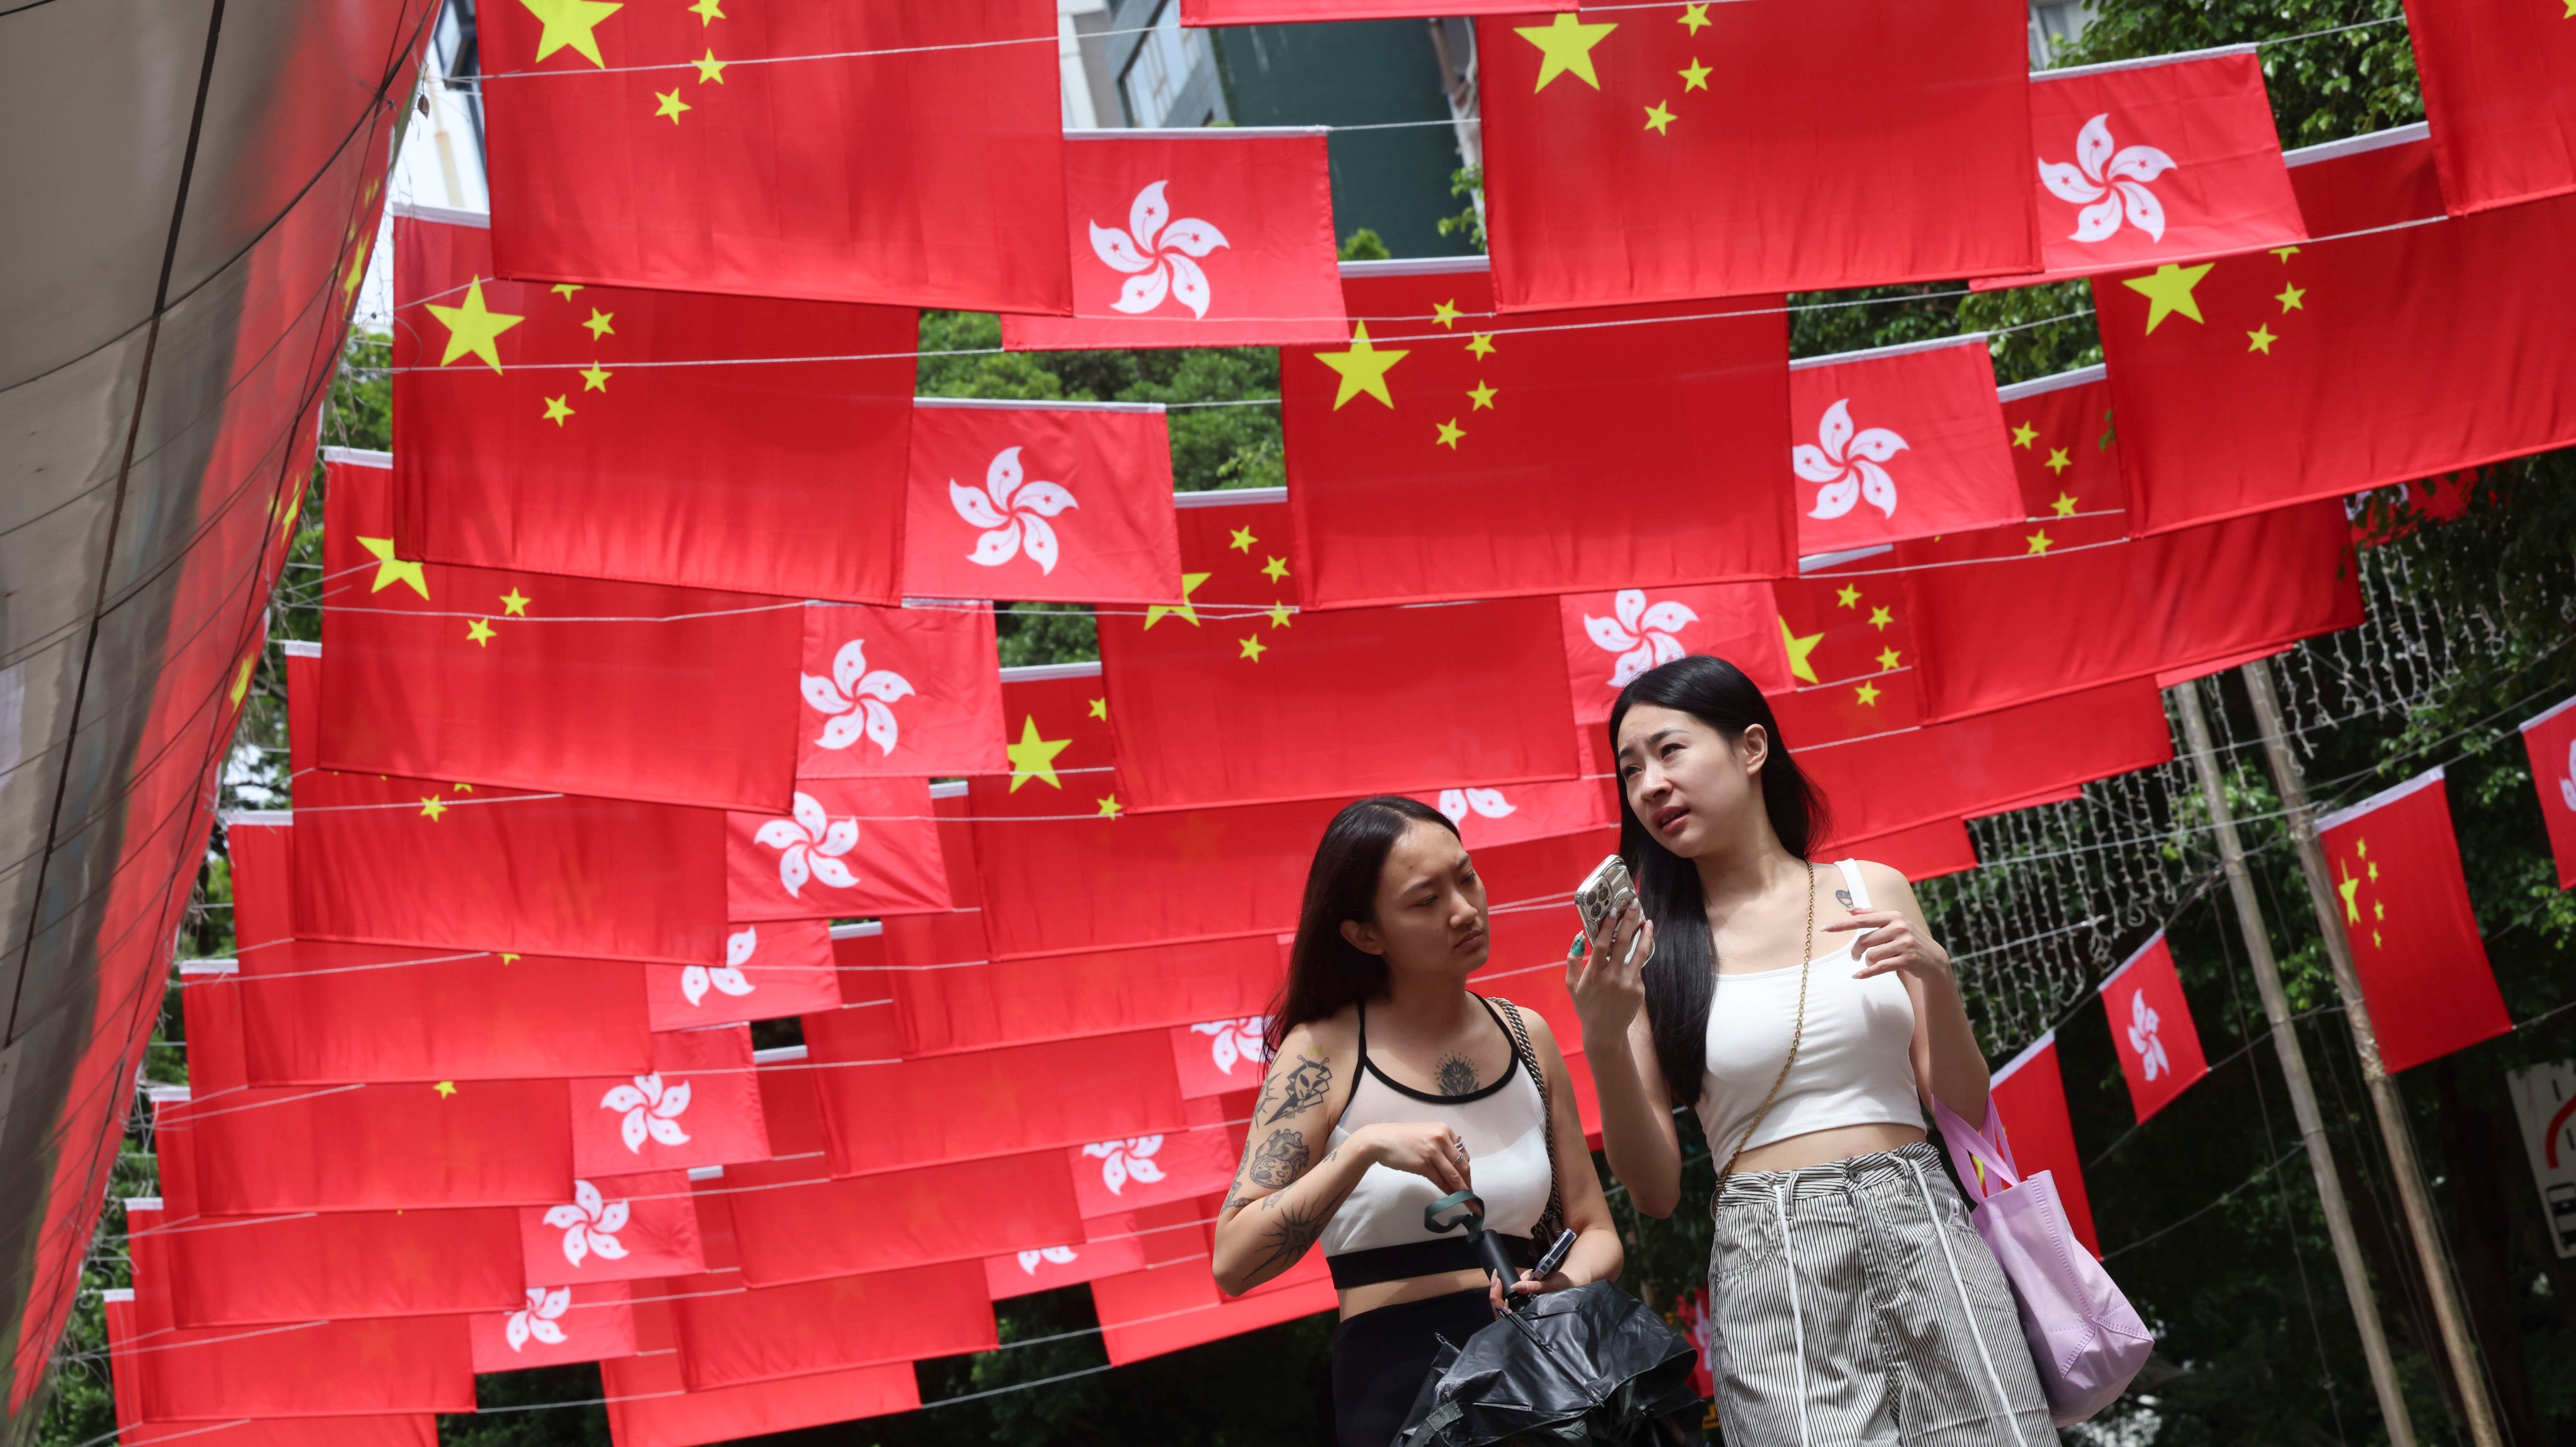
[1933,1098,2153,1425]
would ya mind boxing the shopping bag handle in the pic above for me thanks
[1931,1096,2025,1204]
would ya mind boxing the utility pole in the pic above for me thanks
[2240,658,2505,1447]
[2170,679,2416,1447]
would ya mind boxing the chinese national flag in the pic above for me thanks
[319,457,805,812]
[1282,260,1792,606]
[726,778,950,922]
[1790,338,2022,554]
[222,942,652,1084]
[387,211,913,603]
[468,1282,638,1373]
[1986,48,2306,286]
[2315,768,2515,1072]
[1986,1034,2100,1255]
[1099,494,1578,809]
[569,1026,771,1178]
[480,0,1068,313]
[128,1200,521,1326]
[794,601,1005,781]
[2398,0,2576,214]
[646,920,842,1033]
[604,1297,918,1447]
[103,1292,473,1421]
[2518,695,2576,890]
[1171,1016,1276,1099]
[522,1171,708,1287]
[719,1151,1083,1287]
[2099,130,2576,534]
[899,400,1183,605]
[1560,583,1789,726]
[114,1422,433,1447]
[1797,681,2175,843]
[667,1261,996,1390]
[1817,816,1980,885]
[177,1077,574,1214]
[1183,0,1567,18]
[1767,561,1933,747]
[1476,1,2035,308]
[1068,1127,1238,1218]
[986,1234,1151,1300]
[2097,932,2211,1124]
[1001,131,1346,350]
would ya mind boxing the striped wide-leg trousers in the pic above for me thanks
[1703,1141,2055,1447]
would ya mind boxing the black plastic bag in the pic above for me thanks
[1393,1280,1705,1446]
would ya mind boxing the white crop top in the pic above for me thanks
[1697,859,1925,1157]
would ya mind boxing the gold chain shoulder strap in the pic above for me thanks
[1711,859,1816,1215]
[1490,997,1566,1245]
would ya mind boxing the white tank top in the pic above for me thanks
[1696,859,1924,1157]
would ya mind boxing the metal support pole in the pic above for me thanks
[2171,680,2417,1447]
[2240,659,2505,1447]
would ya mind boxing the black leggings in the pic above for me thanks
[1330,1288,1497,1447]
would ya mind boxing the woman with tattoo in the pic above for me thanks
[1210,796,1622,1447]
[1569,656,2052,1446]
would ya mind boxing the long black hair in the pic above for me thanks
[1264,795,1461,1059]
[1608,655,1829,1106]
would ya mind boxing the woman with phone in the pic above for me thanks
[1568,655,2051,1446]
[1211,796,1620,1447]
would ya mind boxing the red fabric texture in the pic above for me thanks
[667,1260,996,1389]
[1987,1034,2100,1255]
[603,1297,919,1447]
[520,1170,709,1287]
[1789,340,2021,554]
[2398,0,2576,214]
[131,1198,521,1326]
[1067,1126,1239,1218]
[724,778,951,922]
[2518,696,2576,891]
[1818,816,1981,885]
[646,920,843,1033]
[179,1078,574,1214]
[2316,770,2516,1072]
[720,1151,1084,1286]
[468,1282,638,1373]
[1091,1243,1335,1365]
[569,1026,772,1177]
[793,602,1006,781]
[2097,933,2211,1125]
[103,1290,473,1420]
[225,942,651,1084]
[985,1232,1152,1299]
[884,924,1283,1057]
[899,402,1183,605]
[1183,0,1566,17]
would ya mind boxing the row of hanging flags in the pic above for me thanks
[103,0,2576,1441]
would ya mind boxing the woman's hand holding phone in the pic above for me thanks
[1566,897,1653,1053]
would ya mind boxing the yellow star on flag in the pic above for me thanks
[1430,299,1461,328]
[1778,617,1824,684]
[2025,530,2055,556]
[466,617,498,645]
[1005,716,1071,791]
[1466,381,1497,410]
[1834,585,1861,609]
[425,277,523,372]
[357,537,429,598]
[1867,606,1893,631]
[2051,491,2078,517]
[1228,526,1257,552]
[2043,447,2071,475]
[2338,859,2362,922]
[520,0,622,67]
[1678,3,1711,33]
[1435,418,1465,448]
[1316,321,1408,410]
[2010,422,2038,449]
[433,1080,458,1097]
[1096,795,1123,818]
[654,88,690,123]
[499,951,520,961]
[2246,325,2278,355]
[1679,57,1711,91]
[1238,635,1268,662]
[499,588,531,617]
[688,0,722,20]
[1516,13,1618,92]
[1875,647,1901,671]
[1086,697,1108,720]
[229,656,255,708]
[1854,682,1882,706]
[2271,246,2301,262]
[693,47,727,82]
[551,283,583,300]
[2124,262,2214,333]
[1466,333,1496,359]
[583,308,615,340]
[1146,573,1210,629]
[2276,282,2306,311]
[419,795,450,821]
[1266,603,1294,629]
[341,233,372,301]
[579,362,611,392]
[1261,556,1290,583]
[1643,101,1676,135]
[542,395,574,425]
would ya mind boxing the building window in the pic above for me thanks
[1121,2,1205,129]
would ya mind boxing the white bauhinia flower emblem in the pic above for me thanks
[2126,989,2170,1082]
[800,639,913,756]
[542,1178,632,1268]
[754,792,858,897]
[1189,1017,1268,1076]
[681,925,762,1009]
[1795,399,1909,522]
[1090,180,1229,319]
[2559,740,2575,813]
[2039,114,2177,245]
[1017,1245,1079,1276]
[506,1287,571,1352]
[601,1072,691,1154]
[1437,788,1517,829]
[1583,590,1700,687]
[952,447,1079,575]
[1081,1136,1166,1196]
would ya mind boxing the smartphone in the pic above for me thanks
[1531,1227,1578,1280]
[1575,854,1636,939]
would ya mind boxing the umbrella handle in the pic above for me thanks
[1424,1191,1527,1304]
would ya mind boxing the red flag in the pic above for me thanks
[571,1027,771,1178]
[469,1282,638,1373]
[899,400,1183,605]
[130,1198,521,1326]
[1790,337,2021,554]
[2283,123,2447,237]
[1171,1016,1274,1100]
[986,1234,1151,1299]
[882,923,1281,1057]
[726,779,950,922]
[647,921,842,1032]
[1768,563,1934,747]
[1001,130,1346,350]
[175,1079,573,1214]
[1183,0,1569,18]
[1417,778,1616,851]
[1281,260,1793,606]
[1476,1,2035,308]
[667,1260,995,1389]
[1987,1034,2100,1255]
[1986,48,2306,286]
[103,1290,474,1419]
[1100,493,1578,809]
[522,1171,708,1287]
[604,1298,918,1447]
[216,944,652,1084]
[318,459,803,812]
[2099,129,2576,534]
[2097,933,2211,1124]
[481,1,1068,313]
[2519,695,2576,891]
[1068,1127,1237,1218]
[1560,583,1790,726]
[2314,768,2516,1072]
[2397,0,2576,214]
[719,1150,1083,1287]
[1818,817,1980,885]
[386,211,913,603]
[1092,1245,1335,1365]
[115,1422,433,1447]
[794,601,1006,781]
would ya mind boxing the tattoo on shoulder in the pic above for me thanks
[1834,888,1855,909]
[1246,1130,1310,1189]
[1435,1053,1481,1097]
[1263,1055,1332,1124]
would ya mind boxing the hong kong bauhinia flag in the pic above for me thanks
[2398,0,2576,214]
[1476,0,2035,309]
[469,1282,638,1373]
[1282,259,1793,606]
[523,1171,708,1287]
[2097,933,2210,1124]
[647,920,842,1032]
[2315,768,2514,1073]
[794,601,1005,781]
[569,1025,772,1176]
[387,210,913,603]
[900,400,1184,605]
[1001,130,1346,350]
[480,0,1069,313]
[2519,695,2576,890]
[720,1149,1084,1285]
[1559,583,1788,725]
[1789,337,2021,554]
[726,778,950,922]
[319,457,804,812]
